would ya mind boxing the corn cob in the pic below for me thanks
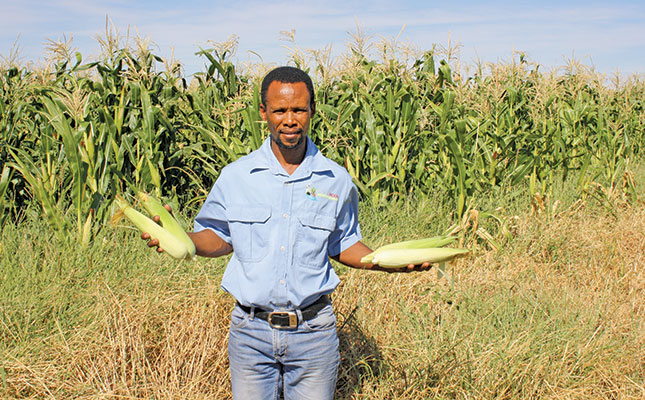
[361,236,468,268]
[137,192,196,260]
[378,235,456,250]
[362,235,456,263]
[369,247,469,268]
[113,195,192,260]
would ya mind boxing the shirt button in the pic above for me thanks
[280,246,286,252]
[280,280,285,285]
[283,213,289,218]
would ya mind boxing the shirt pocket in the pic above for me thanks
[226,206,272,262]
[295,213,336,268]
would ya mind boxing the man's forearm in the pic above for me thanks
[331,241,375,270]
[332,240,432,273]
[188,230,233,258]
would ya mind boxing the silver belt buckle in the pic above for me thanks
[268,311,298,329]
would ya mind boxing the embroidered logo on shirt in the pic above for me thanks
[305,184,338,201]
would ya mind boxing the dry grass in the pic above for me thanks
[3,276,232,399]
[331,198,645,399]
[1,199,644,399]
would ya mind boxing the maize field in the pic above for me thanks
[1,32,643,242]
[1,31,644,399]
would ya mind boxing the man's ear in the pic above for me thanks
[259,103,267,121]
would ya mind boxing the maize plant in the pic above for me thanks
[1,34,644,242]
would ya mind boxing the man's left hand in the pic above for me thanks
[370,262,432,273]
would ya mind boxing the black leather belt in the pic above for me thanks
[237,295,330,329]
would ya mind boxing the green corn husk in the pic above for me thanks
[137,192,196,260]
[361,236,468,268]
[369,247,469,268]
[113,195,192,260]
[376,235,456,251]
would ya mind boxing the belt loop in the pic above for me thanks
[295,308,304,323]
[250,306,255,320]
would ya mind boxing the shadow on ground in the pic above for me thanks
[335,305,385,399]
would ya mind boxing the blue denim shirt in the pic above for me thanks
[194,136,362,310]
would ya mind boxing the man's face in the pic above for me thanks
[260,81,314,151]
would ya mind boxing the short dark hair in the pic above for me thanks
[261,66,315,108]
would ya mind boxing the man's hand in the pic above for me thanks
[370,262,433,273]
[140,204,173,253]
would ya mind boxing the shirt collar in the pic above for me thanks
[250,136,331,179]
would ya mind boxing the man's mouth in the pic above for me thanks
[279,129,303,139]
[273,128,305,149]
[280,128,302,134]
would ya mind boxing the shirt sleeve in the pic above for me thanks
[194,177,231,244]
[327,181,362,257]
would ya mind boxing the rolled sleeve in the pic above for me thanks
[194,178,231,244]
[327,183,362,257]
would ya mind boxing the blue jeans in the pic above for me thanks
[228,303,340,400]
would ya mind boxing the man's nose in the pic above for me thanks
[284,111,296,125]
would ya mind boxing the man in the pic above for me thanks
[145,66,430,399]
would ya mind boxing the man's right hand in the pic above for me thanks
[139,204,173,253]
[139,203,233,258]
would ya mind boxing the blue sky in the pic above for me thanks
[1,0,644,78]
